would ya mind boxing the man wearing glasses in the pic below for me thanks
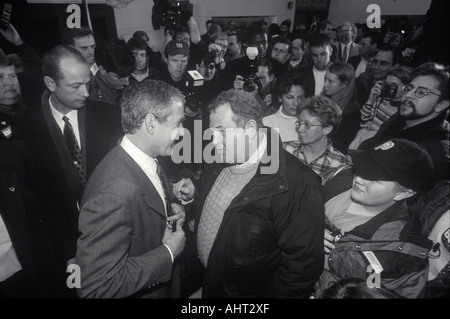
[270,37,292,78]
[336,22,359,63]
[355,46,403,106]
[359,62,449,188]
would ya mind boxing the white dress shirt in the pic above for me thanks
[0,214,22,282]
[49,97,81,148]
[313,66,327,95]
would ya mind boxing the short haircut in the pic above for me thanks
[245,26,266,45]
[121,80,184,134]
[208,89,263,128]
[64,26,94,46]
[277,72,311,98]
[132,30,149,41]
[95,39,135,77]
[378,45,403,66]
[291,37,305,50]
[280,19,291,28]
[211,32,228,43]
[126,36,150,55]
[269,23,280,35]
[298,95,342,130]
[318,20,332,32]
[309,33,332,49]
[341,21,357,34]
[0,55,13,68]
[410,62,449,101]
[386,65,413,84]
[272,37,293,53]
[42,45,88,84]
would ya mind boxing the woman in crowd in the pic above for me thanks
[263,72,310,147]
[287,95,352,189]
[322,61,361,153]
[349,65,413,149]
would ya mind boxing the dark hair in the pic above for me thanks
[132,30,149,42]
[277,72,311,98]
[126,36,150,55]
[42,45,88,84]
[245,26,266,45]
[64,26,94,46]
[95,39,135,77]
[291,37,305,50]
[309,33,332,49]
[378,45,404,66]
[269,23,280,35]
[322,278,404,299]
[208,89,263,128]
[363,30,383,48]
[0,55,13,68]
[211,32,228,43]
[280,19,291,28]
[318,20,332,32]
[121,80,184,134]
[298,95,342,131]
[272,37,293,53]
[409,62,450,101]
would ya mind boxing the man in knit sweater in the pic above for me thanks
[194,89,324,298]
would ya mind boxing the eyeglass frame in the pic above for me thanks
[295,120,323,130]
[401,84,442,99]
[199,63,216,71]
[272,47,288,55]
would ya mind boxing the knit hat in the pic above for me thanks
[349,139,433,190]
[164,39,189,57]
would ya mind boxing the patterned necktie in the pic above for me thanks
[62,116,86,201]
[155,160,174,217]
[343,45,348,62]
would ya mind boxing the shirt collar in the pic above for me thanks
[120,134,157,175]
[278,107,297,120]
[49,96,78,126]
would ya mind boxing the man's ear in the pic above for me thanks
[244,119,258,139]
[44,76,57,92]
[322,125,333,136]
[435,99,449,113]
[393,188,417,201]
[144,113,158,135]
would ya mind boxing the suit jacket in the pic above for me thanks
[298,65,317,97]
[0,140,75,298]
[347,55,362,70]
[12,90,122,260]
[336,42,359,62]
[76,145,180,298]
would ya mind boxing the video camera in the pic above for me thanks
[152,0,193,31]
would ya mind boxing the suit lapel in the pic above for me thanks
[115,146,167,218]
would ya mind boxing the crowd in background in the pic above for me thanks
[0,0,448,300]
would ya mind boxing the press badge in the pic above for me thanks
[1,124,12,139]
[362,251,384,274]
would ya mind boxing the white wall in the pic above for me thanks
[328,0,432,26]
[111,0,296,52]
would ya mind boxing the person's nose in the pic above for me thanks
[80,84,89,98]
[122,77,129,86]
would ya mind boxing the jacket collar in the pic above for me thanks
[349,201,408,239]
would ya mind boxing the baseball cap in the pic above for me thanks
[349,139,433,191]
[164,39,190,57]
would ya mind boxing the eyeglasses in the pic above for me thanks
[199,64,216,71]
[295,120,323,130]
[401,84,442,98]
[272,47,288,54]
[367,59,392,67]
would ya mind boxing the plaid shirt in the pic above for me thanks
[283,139,350,179]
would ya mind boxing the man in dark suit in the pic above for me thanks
[76,80,193,298]
[13,46,122,266]
[347,30,382,78]
[0,140,73,298]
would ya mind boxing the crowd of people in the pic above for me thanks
[0,4,448,300]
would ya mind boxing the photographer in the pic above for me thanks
[350,65,413,149]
